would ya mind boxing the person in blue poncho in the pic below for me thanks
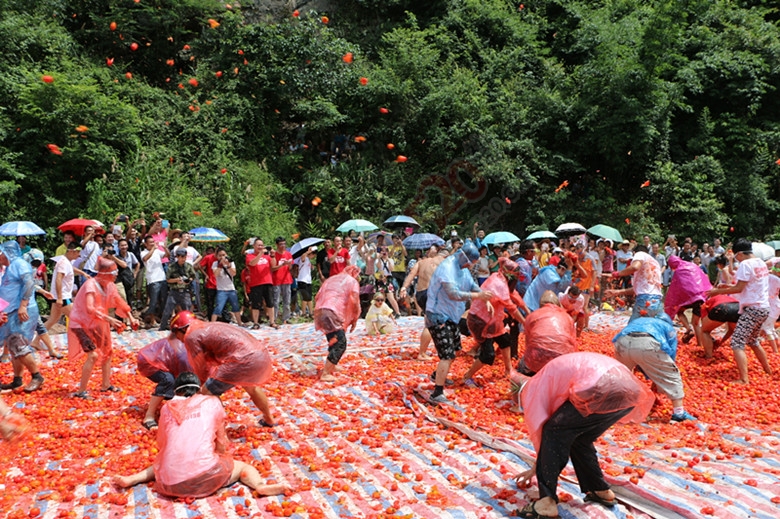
[523,255,577,312]
[0,240,45,392]
[425,239,493,404]
[612,312,695,423]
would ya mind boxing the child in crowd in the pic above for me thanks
[365,293,397,335]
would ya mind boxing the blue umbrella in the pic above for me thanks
[384,215,420,227]
[289,237,325,259]
[483,231,521,246]
[189,227,229,242]
[336,219,378,233]
[526,230,556,241]
[0,221,46,236]
[403,233,445,249]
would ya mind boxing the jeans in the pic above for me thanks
[159,289,193,330]
[213,290,240,316]
[272,284,291,323]
[146,281,166,317]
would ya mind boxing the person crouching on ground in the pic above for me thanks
[365,293,396,336]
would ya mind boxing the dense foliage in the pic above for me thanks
[2,0,780,256]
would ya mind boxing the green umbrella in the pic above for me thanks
[766,240,780,251]
[587,224,623,243]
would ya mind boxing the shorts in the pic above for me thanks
[415,289,428,312]
[205,377,234,396]
[392,271,406,288]
[682,300,703,317]
[61,299,72,307]
[6,334,35,358]
[249,284,273,309]
[298,282,312,302]
[427,320,461,361]
[614,335,684,400]
[477,333,511,365]
[149,370,176,399]
[326,329,347,365]
[731,306,769,351]
[71,328,98,353]
[35,316,47,336]
[708,302,740,323]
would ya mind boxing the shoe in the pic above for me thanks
[670,410,697,423]
[23,376,44,393]
[258,418,277,428]
[251,323,261,330]
[463,378,480,389]
[428,393,452,405]
[429,372,454,386]
[73,391,91,400]
[584,491,617,508]
[100,385,121,393]
[142,419,158,430]
[517,501,558,518]
[682,330,695,344]
[0,377,23,391]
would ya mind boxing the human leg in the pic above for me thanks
[731,306,769,384]
[112,466,155,489]
[321,330,347,381]
[212,291,229,322]
[429,321,460,398]
[244,386,274,424]
[281,284,291,323]
[229,461,287,495]
[417,328,433,360]
[100,351,114,390]
[79,351,99,393]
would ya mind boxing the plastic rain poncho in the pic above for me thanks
[0,240,38,344]
[137,336,193,378]
[314,266,361,335]
[522,304,577,373]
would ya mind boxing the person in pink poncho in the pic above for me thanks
[511,352,654,519]
[136,335,193,430]
[460,258,527,385]
[70,257,139,399]
[170,311,276,427]
[112,372,288,499]
[517,291,577,376]
[664,255,712,345]
[314,265,361,382]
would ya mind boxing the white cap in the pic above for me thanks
[451,230,458,237]
[553,247,563,253]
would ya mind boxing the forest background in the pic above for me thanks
[2,0,780,258]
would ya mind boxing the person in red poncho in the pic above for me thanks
[112,372,288,499]
[169,311,276,427]
[70,257,139,399]
[314,265,361,382]
[517,291,577,377]
[460,258,527,385]
[511,352,654,519]
[137,335,193,430]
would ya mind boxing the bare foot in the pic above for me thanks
[253,483,290,496]
[416,354,433,361]
[731,379,749,385]
[320,374,337,382]
[111,475,133,489]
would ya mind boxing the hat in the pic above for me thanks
[96,257,118,277]
[175,248,187,256]
[0,240,22,261]
[552,247,563,253]
[732,239,753,254]
[170,311,197,331]
[620,239,630,246]
[23,249,44,263]
[549,256,561,267]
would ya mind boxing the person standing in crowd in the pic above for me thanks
[173,232,203,313]
[114,238,140,306]
[295,246,317,319]
[211,247,242,325]
[606,245,663,321]
[55,230,76,257]
[316,238,332,281]
[44,243,83,332]
[142,234,169,327]
[77,225,101,281]
[270,237,294,325]
[160,249,197,331]
[199,246,218,318]
[244,239,276,329]
[327,236,349,277]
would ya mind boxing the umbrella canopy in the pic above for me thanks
[0,221,46,236]
[290,237,325,259]
[752,242,776,261]
[58,218,104,236]
[368,231,393,244]
[383,215,420,227]
[587,224,623,244]
[336,219,378,233]
[189,227,229,242]
[483,231,521,246]
[402,233,445,250]
[555,222,587,237]
[526,230,557,241]
[766,240,780,251]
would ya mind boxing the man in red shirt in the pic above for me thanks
[199,247,218,318]
[244,239,275,329]
[327,236,350,276]
[270,237,293,325]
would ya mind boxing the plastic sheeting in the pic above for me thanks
[183,321,273,387]
[521,352,655,451]
[153,394,233,498]
[137,336,193,378]
[314,268,361,335]
[522,304,577,373]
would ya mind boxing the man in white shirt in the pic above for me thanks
[713,238,726,256]
[142,234,169,326]
[77,225,101,281]
[44,244,83,331]
[295,247,317,318]
[606,245,664,322]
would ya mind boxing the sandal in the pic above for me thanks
[584,491,617,508]
[258,418,277,428]
[142,419,158,430]
[682,330,695,344]
[518,502,558,518]
[100,385,121,393]
[73,391,91,400]
[49,353,64,359]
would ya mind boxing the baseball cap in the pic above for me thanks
[175,248,187,256]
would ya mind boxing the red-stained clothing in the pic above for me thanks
[137,337,193,378]
[246,252,272,286]
[701,294,739,320]
[67,278,131,362]
[521,352,654,451]
[522,304,577,373]
[468,272,518,341]
[314,270,361,334]
[200,253,218,290]
[271,250,293,285]
[183,321,273,387]
[154,394,233,498]
[328,247,350,276]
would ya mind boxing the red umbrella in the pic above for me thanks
[58,218,105,236]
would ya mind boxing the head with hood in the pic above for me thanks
[0,240,22,266]
[498,257,520,280]
[95,257,118,285]
[456,238,480,268]
[344,265,361,280]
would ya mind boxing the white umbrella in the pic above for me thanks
[752,242,775,261]
[555,223,587,237]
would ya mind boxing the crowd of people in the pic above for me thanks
[1,215,778,514]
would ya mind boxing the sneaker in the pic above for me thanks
[429,372,454,386]
[23,376,44,393]
[0,377,23,391]
[463,378,480,389]
[251,323,261,330]
[670,411,697,423]
[429,393,452,405]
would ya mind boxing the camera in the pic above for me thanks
[181,277,191,284]
[118,215,128,222]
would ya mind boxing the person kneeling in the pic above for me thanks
[112,372,288,499]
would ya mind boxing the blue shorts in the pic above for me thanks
[205,377,234,396]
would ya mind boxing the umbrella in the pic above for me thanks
[336,219,378,233]
[752,242,776,261]
[58,218,104,235]
[403,233,444,250]
[766,240,780,251]
[189,227,229,242]
[483,231,521,246]
[0,221,46,236]
[587,224,623,244]
[383,215,420,227]
[526,230,557,241]
[290,237,325,259]
[555,222,587,237]
[368,231,393,244]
